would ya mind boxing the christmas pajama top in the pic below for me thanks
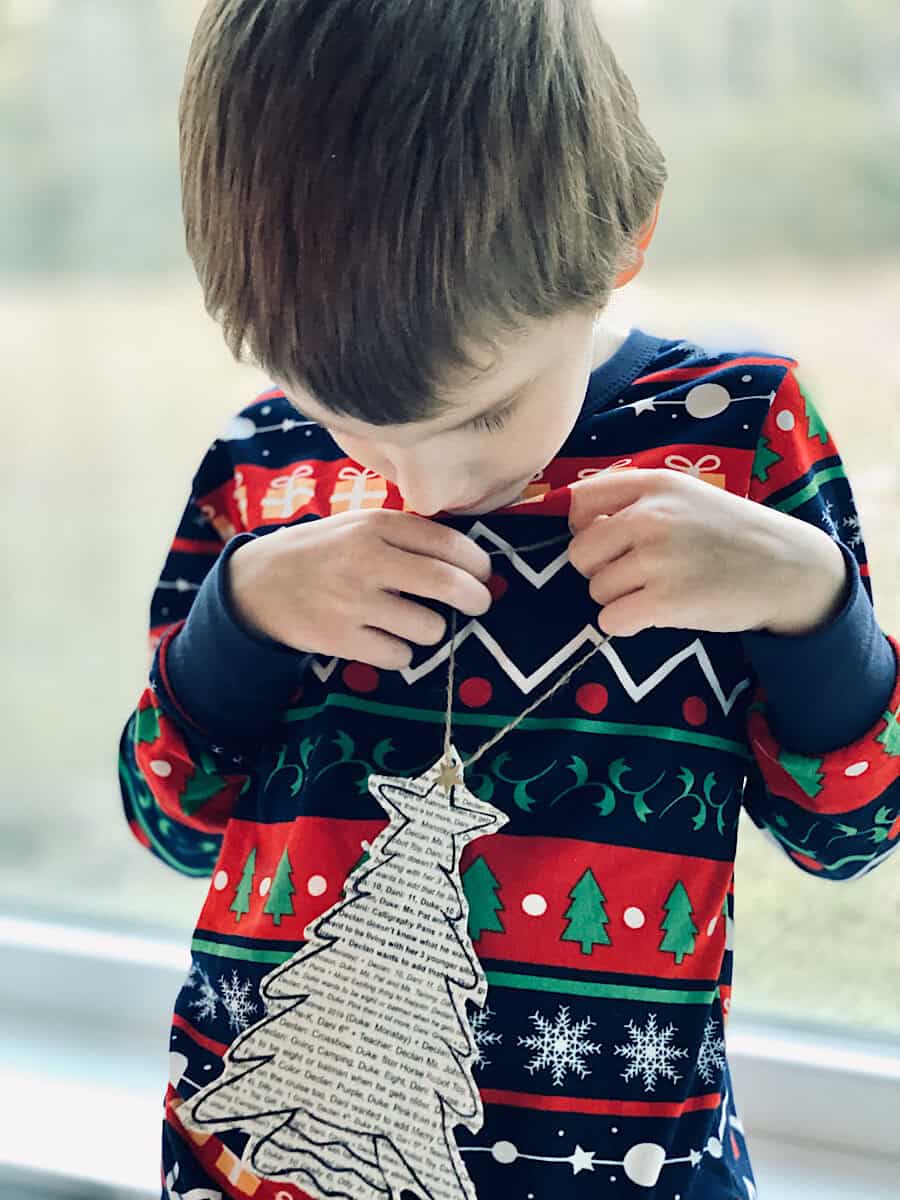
[118,329,900,1200]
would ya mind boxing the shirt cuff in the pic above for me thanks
[163,533,312,745]
[738,541,897,755]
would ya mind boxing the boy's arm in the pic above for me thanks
[737,367,900,882]
[119,425,310,879]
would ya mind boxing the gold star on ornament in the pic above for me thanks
[437,758,464,791]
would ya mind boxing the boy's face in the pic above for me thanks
[283,307,600,517]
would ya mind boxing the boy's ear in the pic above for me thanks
[613,196,661,289]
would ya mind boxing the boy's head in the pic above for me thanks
[180,0,666,514]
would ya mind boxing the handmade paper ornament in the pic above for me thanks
[176,531,612,1200]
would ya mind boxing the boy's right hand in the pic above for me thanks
[227,510,494,670]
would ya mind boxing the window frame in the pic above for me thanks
[2,913,899,1196]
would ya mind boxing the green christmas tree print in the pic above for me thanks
[135,703,161,743]
[659,880,698,965]
[876,706,900,757]
[798,379,829,444]
[752,434,783,485]
[264,848,296,926]
[778,748,825,799]
[462,856,505,941]
[180,757,229,817]
[561,869,611,954]
[231,847,257,924]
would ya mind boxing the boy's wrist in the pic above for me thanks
[162,534,310,745]
[758,525,851,638]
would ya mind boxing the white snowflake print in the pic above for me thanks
[614,1013,689,1092]
[218,969,259,1033]
[186,963,219,1022]
[841,512,863,549]
[696,1017,727,1086]
[469,1004,502,1069]
[820,499,839,538]
[518,1005,602,1087]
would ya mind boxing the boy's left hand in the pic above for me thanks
[567,469,849,639]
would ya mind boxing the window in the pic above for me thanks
[602,0,900,1046]
[2,5,898,1193]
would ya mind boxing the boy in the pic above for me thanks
[119,2,900,1198]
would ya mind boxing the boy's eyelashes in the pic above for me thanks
[466,400,517,434]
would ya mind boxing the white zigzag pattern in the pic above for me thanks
[310,620,752,718]
[308,522,752,716]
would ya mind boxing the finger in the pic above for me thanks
[568,510,636,578]
[567,469,664,533]
[585,549,648,608]
[596,587,658,638]
[375,510,494,583]
[368,592,448,647]
[350,627,415,671]
[376,544,493,617]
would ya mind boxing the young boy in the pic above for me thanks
[120,2,900,1198]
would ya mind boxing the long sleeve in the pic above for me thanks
[737,367,900,881]
[118,435,310,878]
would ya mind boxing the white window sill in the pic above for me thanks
[2,916,899,1199]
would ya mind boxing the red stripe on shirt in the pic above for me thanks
[481,1087,721,1118]
[634,355,797,387]
[171,537,223,556]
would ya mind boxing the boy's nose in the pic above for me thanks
[393,464,461,517]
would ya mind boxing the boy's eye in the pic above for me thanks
[467,402,516,434]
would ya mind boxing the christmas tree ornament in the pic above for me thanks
[177,531,615,1199]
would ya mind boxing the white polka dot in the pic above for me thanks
[213,870,229,891]
[845,761,869,777]
[610,1177,616,1183]
[685,383,731,419]
[590,434,597,440]
[522,893,548,917]
[558,1130,565,1136]
[776,409,795,431]
[742,424,749,430]
[623,906,645,929]
[203,1064,212,1070]
[262,449,270,456]
[611,1126,618,1133]
[161,607,169,616]
[706,1136,723,1159]
[261,406,271,415]
[707,916,718,936]
[742,374,752,383]
[259,876,271,897]
[723,996,732,1012]
[491,1140,518,1164]
[150,759,172,778]
[305,429,313,436]
[308,875,328,896]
